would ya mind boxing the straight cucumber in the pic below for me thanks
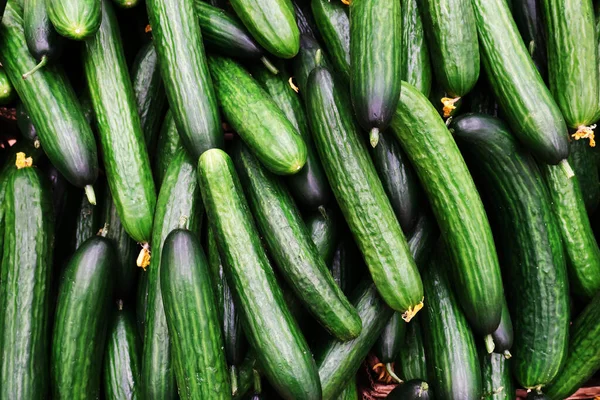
[398,317,428,382]
[311,0,350,80]
[374,314,405,363]
[46,0,101,39]
[293,34,332,95]
[401,0,431,97]
[481,351,515,400]
[153,110,182,189]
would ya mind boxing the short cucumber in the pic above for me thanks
[481,351,515,400]
[311,0,350,80]
[398,317,428,382]
[374,313,406,363]
[153,110,182,189]
[491,298,514,356]
[401,0,431,97]
[305,207,339,266]
[570,140,599,213]
[24,0,62,66]
[387,380,431,400]
[510,0,547,78]
[46,0,101,39]
[0,66,14,105]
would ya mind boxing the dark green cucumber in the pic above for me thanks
[197,149,321,400]
[153,110,182,188]
[141,149,203,400]
[232,352,258,400]
[103,304,142,400]
[0,162,54,399]
[527,392,550,400]
[349,0,402,140]
[73,188,102,249]
[374,313,406,363]
[421,253,482,400]
[420,0,480,98]
[51,235,115,399]
[251,61,331,209]
[229,0,299,58]
[465,75,499,117]
[0,2,99,191]
[387,380,431,400]
[233,141,361,341]
[398,317,428,382]
[293,34,333,95]
[481,351,515,400]
[135,272,148,339]
[491,298,513,356]
[570,139,599,213]
[337,377,358,400]
[471,0,569,164]
[306,66,423,317]
[131,41,166,154]
[293,0,320,40]
[401,0,431,96]
[16,101,39,146]
[83,0,156,244]
[370,131,422,234]
[161,228,230,399]
[542,0,598,129]
[390,82,502,334]
[545,293,600,399]
[311,0,350,80]
[510,0,547,78]
[208,55,307,175]
[23,0,61,66]
[147,0,222,159]
[0,66,14,105]
[329,233,366,296]
[46,0,101,39]
[450,113,569,389]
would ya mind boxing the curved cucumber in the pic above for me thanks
[481,351,515,400]
[401,0,431,97]
[311,0,350,80]
[46,0,101,39]
[24,0,62,63]
[153,110,182,189]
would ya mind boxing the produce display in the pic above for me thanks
[2,0,600,399]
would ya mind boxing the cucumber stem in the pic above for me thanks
[315,49,323,66]
[484,334,495,354]
[318,205,328,220]
[369,127,380,148]
[117,299,123,311]
[22,56,48,80]
[136,243,151,270]
[385,363,403,384]
[230,365,238,396]
[33,138,40,148]
[84,185,97,205]
[503,350,512,359]
[98,223,109,237]
[178,215,188,229]
[252,369,261,394]
[260,57,279,75]
[559,159,575,179]
[419,382,429,394]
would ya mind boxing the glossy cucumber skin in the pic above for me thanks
[374,313,405,363]
[349,0,402,133]
[73,189,102,250]
[542,0,599,128]
[401,0,431,97]
[160,229,230,399]
[83,0,156,243]
[153,110,182,189]
[481,351,515,400]
[306,66,423,316]
[229,0,299,58]
[311,0,350,80]
[51,236,115,399]
[24,0,61,61]
[305,207,339,266]
[421,254,482,400]
[387,380,431,400]
[398,317,428,382]
[491,298,514,354]
[103,307,142,400]
[146,0,222,159]
[208,56,307,175]
[471,0,569,164]
[0,66,14,104]
[511,0,547,79]
[0,2,98,189]
[141,149,203,400]
[233,141,361,341]
[390,82,502,335]
[197,149,321,400]
[46,0,100,39]
[420,0,479,97]
[451,113,569,389]
[0,165,54,399]
[570,140,599,213]
[252,62,331,209]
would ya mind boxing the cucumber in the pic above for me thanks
[233,352,258,400]
[390,82,502,334]
[387,380,431,400]
[305,207,339,266]
[232,141,361,341]
[135,272,148,339]
[46,0,101,39]
[141,149,203,400]
[481,351,515,400]
[112,0,139,8]
[510,0,547,78]
[491,298,514,356]
[103,303,142,400]
[329,233,366,296]
[544,293,600,399]
[419,0,479,98]
[229,0,299,58]
[400,0,431,97]
[0,2,99,193]
[197,148,321,400]
[51,234,115,399]
[421,252,482,400]
[153,110,182,188]
[82,0,156,244]
[337,377,358,400]
[161,228,230,399]
[374,314,406,363]
[570,140,599,213]
[16,102,39,147]
[465,75,499,117]
[23,0,61,69]
[527,392,550,400]
[306,66,423,317]
[208,55,307,175]
[251,61,331,209]
[471,0,569,164]
[146,0,222,159]
[0,66,14,105]
[311,0,350,80]
[349,0,402,142]
[131,41,166,154]
[0,159,53,399]
[398,317,428,382]
[293,34,333,95]
[450,113,569,389]
[73,189,102,249]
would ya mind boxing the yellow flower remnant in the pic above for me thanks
[441,97,460,118]
[15,152,32,169]
[572,124,596,147]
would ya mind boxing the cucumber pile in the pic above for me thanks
[2,0,600,399]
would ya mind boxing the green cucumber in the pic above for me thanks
[491,298,513,356]
[103,303,142,400]
[0,66,14,105]
[51,234,115,399]
[421,252,482,400]
[141,149,203,400]
[46,0,101,39]
[147,0,222,159]
[0,2,99,192]
[329,233,366,296]
[197,148,321,400]
[390,82,503,334]
[112,0,139,8]
[233,352,257,400]
[570,140,599,213]
[450,113,569,389]
[481,351,515,400]
[229,0,299,58]
[305,207,339,266]
[83,0,156,244]
[293,1,321,40]
[400,0,431,97]
[23,0,61,71]
[465,75,499,117]
[161,228,230,399]
[136,272,148,339]
[510,0,547,78]
[208,55,307,175]
[311,0,350,80]
[153,110,182,189]
[374,314,406,363]
[349,0,402,141]
[73,188,102,249]
[471,0,569,164]
[337,377,358,400]
[232,141,361,341]
[251,61,331,209]
[16,102,39,147]
[0,161,53,399]
[387,380,431,400]
[306,66,423,317]
[420,0,480,98]
[293,34,333,95]
[398,317,428,382]
[527,392,550,400]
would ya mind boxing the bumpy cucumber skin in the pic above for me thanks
[46,0,101,39]
[24,0,62,61]
[481,351,515,400]
[311,0,350,80]
[305,207,339,266]
[153,110,182,189]
[401,0,431,97]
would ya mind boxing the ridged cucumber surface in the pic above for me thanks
[400,0,431,97]
[46,0,101,39]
